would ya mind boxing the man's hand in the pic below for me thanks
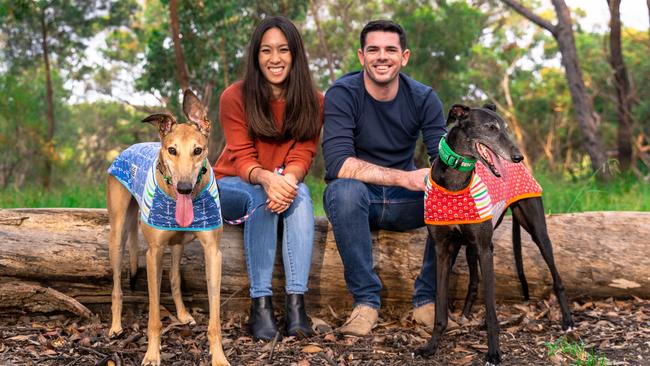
[401,168,429,191]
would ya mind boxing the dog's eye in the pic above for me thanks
[193,147,203,156]
[168,147,177,156]
[488,124,499,131]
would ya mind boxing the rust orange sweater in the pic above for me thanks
[213,81,323,182]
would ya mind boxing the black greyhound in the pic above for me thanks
[415,104,574,365]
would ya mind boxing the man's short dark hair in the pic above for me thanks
[360,20,407,51]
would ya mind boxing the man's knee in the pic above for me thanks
[324,179,369,218]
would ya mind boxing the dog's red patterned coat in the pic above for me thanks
[424,161,542,226]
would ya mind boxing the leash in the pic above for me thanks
[223,166,285,225]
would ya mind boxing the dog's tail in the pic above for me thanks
[512,214,530,300]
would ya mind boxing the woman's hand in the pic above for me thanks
[256,169,298,213]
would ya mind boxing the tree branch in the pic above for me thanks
[500,0,557,35]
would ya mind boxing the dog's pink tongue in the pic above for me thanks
[175,194,194,227]
[489,149,505,176]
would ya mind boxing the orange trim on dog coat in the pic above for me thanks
[424,161,542,226]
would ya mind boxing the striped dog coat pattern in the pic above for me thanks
[424,161,542,226]
[107,142,222,231]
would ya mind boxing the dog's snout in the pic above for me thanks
[177,181,193,194]
[512,154,524,163]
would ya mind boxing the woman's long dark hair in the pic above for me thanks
[242,16,321,141]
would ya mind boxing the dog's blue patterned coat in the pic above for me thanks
[107,142,222,231]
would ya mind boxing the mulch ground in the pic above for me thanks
[1,296,649,365]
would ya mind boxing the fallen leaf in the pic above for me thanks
[302,344,322,353]
[7,335,31,341]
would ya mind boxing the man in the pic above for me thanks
[322,20,447,336]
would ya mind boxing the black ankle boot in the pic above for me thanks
[249,296,279,341]
[285,294,314,338]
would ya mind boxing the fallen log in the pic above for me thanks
[1,208,649,315]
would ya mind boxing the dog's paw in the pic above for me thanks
[177,312,196,326]
[141,351,161,366]
[413,345,437,358]
[108,326,123,338]
[485,351,501,365]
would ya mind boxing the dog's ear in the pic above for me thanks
[142,113,177,136]
[183,89,210,136]
[447,104,470,125]
[482,103,496,111]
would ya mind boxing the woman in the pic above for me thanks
[213,16,322,341]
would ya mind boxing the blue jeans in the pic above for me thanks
[323,178,436,309]
[217,176,314,298]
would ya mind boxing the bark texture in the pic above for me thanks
[1,209,649,315]
[169,0,189,91]
[608,0,634,171]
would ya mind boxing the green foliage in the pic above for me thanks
[393,0,486,103]
[545,336,608,366]
[0,66,68,188]
[1,0,649,210]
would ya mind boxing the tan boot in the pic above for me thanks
[338,305,378,336]
[413,303,435,329]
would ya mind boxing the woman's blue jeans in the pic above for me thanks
[323,178,437,309]
[217,176,314,298]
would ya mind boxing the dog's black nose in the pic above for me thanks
[512,154,524,163]
[177,181,193,194]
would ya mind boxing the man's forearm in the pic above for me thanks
[337,157,406,186]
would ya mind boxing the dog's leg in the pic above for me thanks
[512,200,574,330]
[169,242,196,325]
[107,176,137,337]
[196,229,230,366]
[476,237,501,365]
[461,243,479,319]
[127,216,141,290]
[140,228,172,366]
[512,214,530,300]
[416,229,453,358]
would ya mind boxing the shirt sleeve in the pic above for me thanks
[219,85,262,181]
[420,90,447,164]
[322,86,357,181]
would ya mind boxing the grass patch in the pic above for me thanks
[0,184,106,208]
[535,171,650,213]
[305,174,326,217]
[545,336,608,366]
[2,171,648,215]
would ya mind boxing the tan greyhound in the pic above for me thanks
[106,90,229,366]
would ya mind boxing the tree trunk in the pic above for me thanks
[309,0,337,83]
[607,0,634,171]
[169,0,189,91]
[1,209,649,316]
[40,7,55,189]
[500,0,611,180]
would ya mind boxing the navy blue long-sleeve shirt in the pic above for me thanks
[322,71,447,181]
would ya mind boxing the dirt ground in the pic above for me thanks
[1,296,649,366]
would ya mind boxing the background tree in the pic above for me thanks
[607,0,633,171]
[0,0,137,188]
[501,0,612,179]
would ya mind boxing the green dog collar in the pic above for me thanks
[438,135,476,172]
